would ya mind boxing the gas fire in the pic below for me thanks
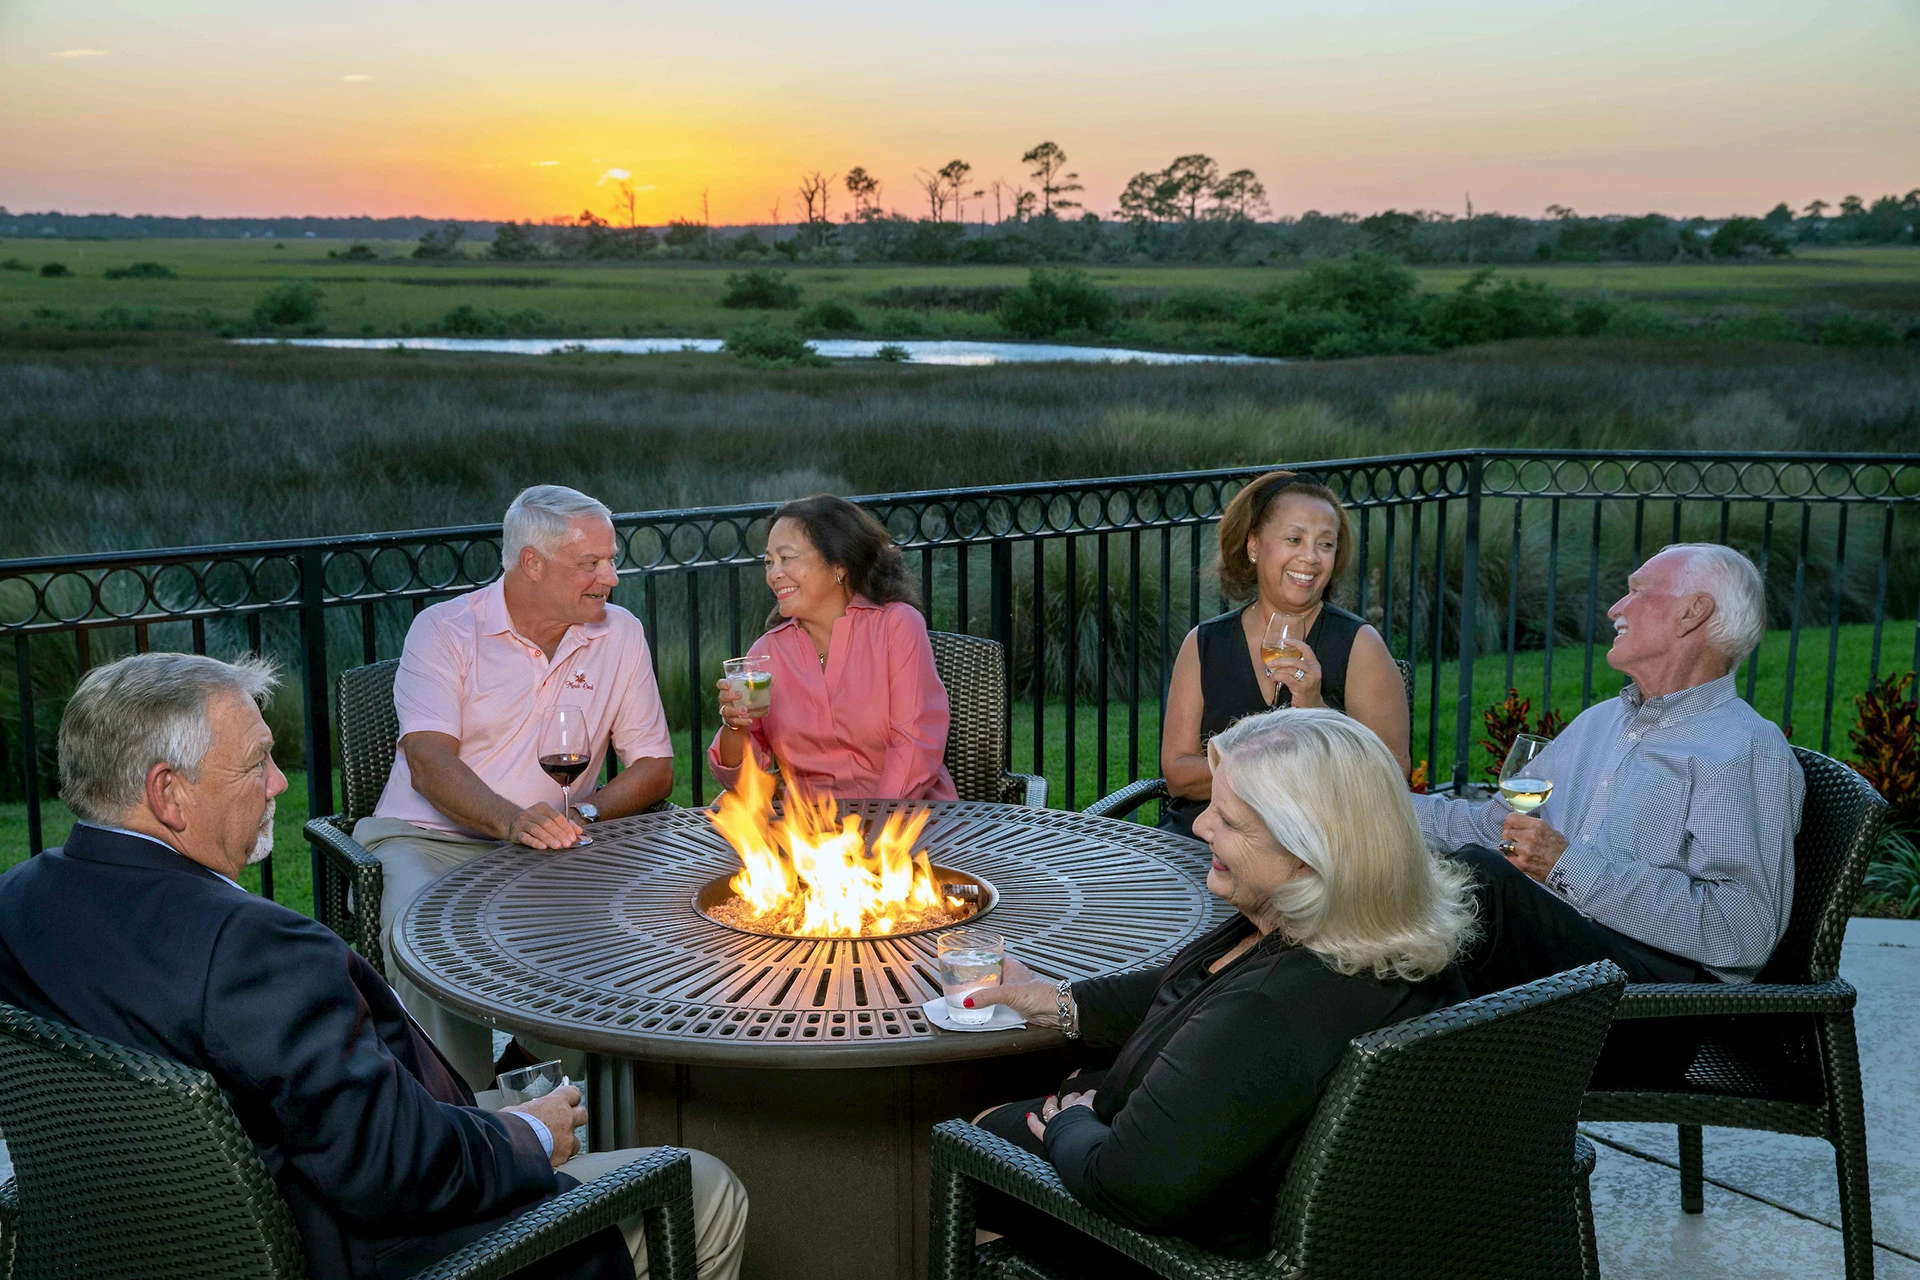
[703,752,973,938]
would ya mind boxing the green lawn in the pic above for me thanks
[5,621,1903,920]
[4,238,1916,348]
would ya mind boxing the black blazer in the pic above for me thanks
[0,824,629,1280]
[1047,914,1466,1259]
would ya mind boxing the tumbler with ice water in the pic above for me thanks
[496,1059,589,1155]
[937,928,1004,1026]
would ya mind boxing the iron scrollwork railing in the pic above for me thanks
[2,449,1916,904]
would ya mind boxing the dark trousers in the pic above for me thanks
[1451,845,1717,1085]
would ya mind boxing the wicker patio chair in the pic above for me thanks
[930,961,1626,1280]
[303,659,680,970]
[0,1000,699,1280]
[1084,659,1415,824]
[930,632,1047,807]
[1581,746,1887,1279]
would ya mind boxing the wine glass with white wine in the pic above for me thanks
[1498,734,1554,815]
[1260,612,1303,679]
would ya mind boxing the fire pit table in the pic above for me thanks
[393,800,1227,1280]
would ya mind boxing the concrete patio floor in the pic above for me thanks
[1584,917,1920,1279]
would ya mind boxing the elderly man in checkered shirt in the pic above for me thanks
[1411,543,1803,1009]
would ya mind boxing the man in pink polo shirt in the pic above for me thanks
[354,484,674,1088]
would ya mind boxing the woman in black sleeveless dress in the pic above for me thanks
[1159,472,1411,839]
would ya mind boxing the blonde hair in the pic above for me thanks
[1208,707,1473,982]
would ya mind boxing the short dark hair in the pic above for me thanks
[1215,471,1354,603]
[766,495,919,625]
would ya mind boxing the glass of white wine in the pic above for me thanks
[1498,734,1554,815]
[1260,612,1303,678]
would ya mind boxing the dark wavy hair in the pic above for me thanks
[765,495,918,626]
[1215,471,1354,603]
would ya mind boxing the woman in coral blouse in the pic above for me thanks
[708,495,957,801]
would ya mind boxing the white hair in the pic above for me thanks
[1661,543,1766,663]
[1207,707,1475,982]
[58,652,279,824]
[501,485,613,571]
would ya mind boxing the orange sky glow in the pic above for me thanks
[2,0,1915,223]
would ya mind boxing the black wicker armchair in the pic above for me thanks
[0,1000,700,1280]
[930,961,1627,1280]
[1084,659,1415,825]
[1581,746,1887,1279]
[929,632,1048,807]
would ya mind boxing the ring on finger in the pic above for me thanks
[1498,837,1517,855]
[1293,667,1305,680]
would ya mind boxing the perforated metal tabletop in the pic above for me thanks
[392,800,1227,1068]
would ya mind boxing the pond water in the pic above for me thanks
[232,336,1273,366]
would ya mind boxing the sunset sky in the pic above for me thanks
[3,0,1916,224]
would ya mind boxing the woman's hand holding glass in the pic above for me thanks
[957,953,1065,1026]
[1270,635,1325,707]
[715,677,754,732]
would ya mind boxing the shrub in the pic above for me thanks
[868,284,1012,313]
[413,223,467,260]
[0,258,29,272]
[39,263,70,278]
[1850,671,1918,830]
[720,268,802,309]
[329,242,380,262]
[1570,293,1618,336]
[723,319,829,368]
[1240,305,1366,359]
[1477,688,1567,782]
[1154,286,1247,323]
[1420,268,1570,347]
[103,261,176,280]
[1709,218,1790,258]
[437,305,558,336]
[1238,255,1422,357]
[250,282,325,329]
[796,299,863,333]
[999,267,1118,338]
[873,344,910,363]
[1813,310,1902,348]
[1863,829,1920,919]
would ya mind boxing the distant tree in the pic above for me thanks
[1802,199,1830,219]
[412,222,466,259]
[1021,142,1083,216]
[1117,170,1175,224]
[1839,194,1866,218]
[914,169,947,221]
[1544,204,1576,220]
[488,222,540,260]
[1763,202,1795,227]
[937,160,973,222]
[796,170,836,247]
[1161,155,1220,222]
[1211,168,1270,220]
[663,218,709,255]
[1361,210,1421,257]
[844,167,882,218]
[609,180,640,229]
[1709,217,1790,258]
[1012,188,1037,222]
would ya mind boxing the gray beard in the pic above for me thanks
[246,800,275,866]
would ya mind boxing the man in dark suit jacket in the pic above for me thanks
[0,653,746,1280]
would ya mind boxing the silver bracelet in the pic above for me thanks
[1055,980,1081,1040]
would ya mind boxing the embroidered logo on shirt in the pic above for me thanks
[565,668,594,691]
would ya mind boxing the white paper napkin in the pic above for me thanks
[922,996,1027,1033]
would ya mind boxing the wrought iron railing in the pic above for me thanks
[3,449,1916,902]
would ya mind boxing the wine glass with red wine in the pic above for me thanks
[538,704,594,847]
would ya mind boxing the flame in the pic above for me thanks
[705,752,951,937]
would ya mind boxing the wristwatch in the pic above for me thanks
[573,803,599,825]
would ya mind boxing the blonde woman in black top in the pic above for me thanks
[1159,471,1411,839]
[966,708,1472,1263]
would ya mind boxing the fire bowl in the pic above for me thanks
[693,866,999,940]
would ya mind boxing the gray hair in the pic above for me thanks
[501,485,613,571]
[58,653,279,824]
[1207,708,1475,982]
[1662,543,1766,663]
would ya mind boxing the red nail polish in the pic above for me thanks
[1025,1112,1034,1121]
[962,996,974,1008]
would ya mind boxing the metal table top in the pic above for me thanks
[392,800,1228,1069]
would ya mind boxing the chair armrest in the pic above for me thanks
[1573,1133,1596,1181]
[413,1148,698,1280]
[642,799,678,814]
[1082,778,1169,821]
[302,816,387,972]
[1612,978,1856,1020]
[930,1120,1267,1280]
[0,1176,18,1278]
[999,773,1049,808]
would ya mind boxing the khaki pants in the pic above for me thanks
[475,1093,749,1280]
[352,816,514,1090]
